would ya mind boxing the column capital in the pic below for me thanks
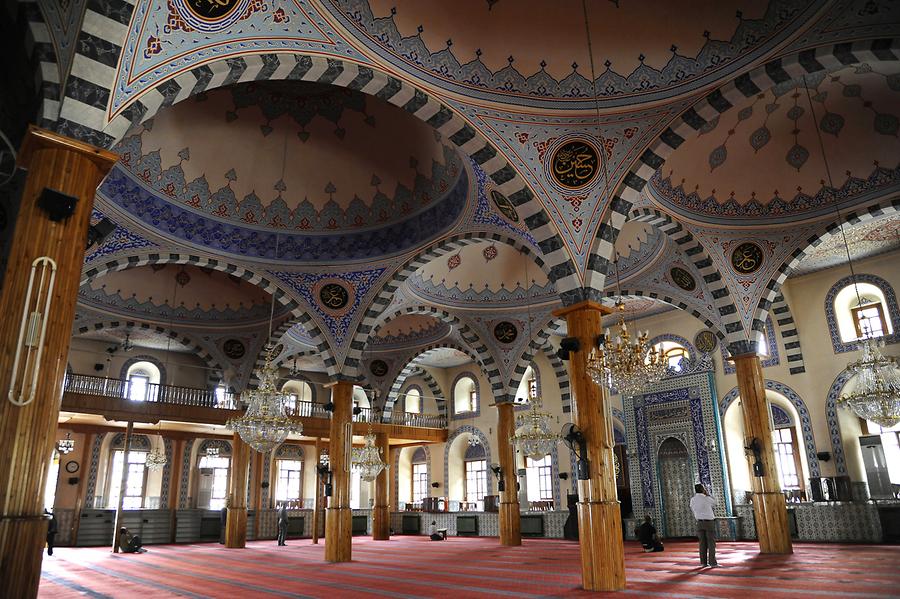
[552,300,613,318]
[18,125,118,172]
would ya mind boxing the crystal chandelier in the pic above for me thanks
[226,347,302,453]
[351,426,386,482]
[146,448,167,470]
[511,397,559,459]
[587,301,666,396]
[56,432,75,455]
[206,445,219,458]
[838,337,900,428]
[467,435,481,448]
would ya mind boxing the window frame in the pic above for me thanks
[412,462,428,503]
[107,449,149,509]
[464,458,488,504]
[851,302,888,339]
[525,455,553,502]
[274,458,303,503]
[771,426,803,491]
[198,454,231,510]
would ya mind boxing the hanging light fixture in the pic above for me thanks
[798,76,900,427]
[206,445,220,458]
[351,421,386,482]
[509,248,559,458]
[56,431,75,455]
[145,422,167,470]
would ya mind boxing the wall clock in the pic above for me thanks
[65,461,79,473]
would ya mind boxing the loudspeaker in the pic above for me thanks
[37,188,77,222]
[816,451,831,462]
[557,337,581,360]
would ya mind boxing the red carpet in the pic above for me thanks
[38,537,900,598]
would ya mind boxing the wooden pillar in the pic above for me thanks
[168,438,184,543]
[733,353,793,554]
[225,432,250,548]
[112,421,134,553]
[553,301,625,592]
[0,127,117,598]
[71,432,94,546]
[325,381,353,562]
[372,432,390,540]
[312,438,323,544]
[497,402,522,546]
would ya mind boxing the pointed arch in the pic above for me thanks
[506,319,563,405]
[770,292,806,374]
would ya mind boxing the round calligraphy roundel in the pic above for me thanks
[493,321,518,344]
[669,266,696,291]
[369,359,389,378]
[319,283,350,311]
[694,330,718,354]
[550,139,600,189]
[223,339,245,360]
[490,190,520,223]
[731,242,764,274]
[172,0,249,32]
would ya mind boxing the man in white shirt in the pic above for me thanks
[689,483,718,567]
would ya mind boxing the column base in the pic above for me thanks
[753,491,793,554]
[499,501,522,546]
[0,515,47,599]
[577,500,625,591]
[325,506,352,562]
[373,505,390,541]
[225,508,247,548]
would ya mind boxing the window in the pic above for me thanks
[215,385,227,407]
[525,455,553,502]
[275,459,303,503]
[412,463,428,502]
[453,376,477,414]
[515,366,538,404]
[852,301,888,339]
[405,388,421,414]
[108,450,148,509]
[866,421,900,484]
[199,455,230,510]
[834,283,894,343]
[651,341,690,372]
[349,469,362,509]
[771,428,801,490]
[464,459,487,504]
[124,361,162,400]
[127,374,149,402]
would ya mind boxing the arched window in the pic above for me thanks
[405,387,422,414]
[834,282,894,342]
[652,341,690,372]
[411,447,428,503]
[197,441,231,510]
[106,434,151,509]
[274,444,304,505]
[453,375,478,415]
[770,405,802,492]
[525,455,553,503]
[125,361,161,402]
[514,365,538,404]
[463,443,487,507]
[281,380,314,414]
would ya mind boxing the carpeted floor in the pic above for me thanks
[38,537,900,598]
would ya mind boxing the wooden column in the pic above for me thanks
[312,438,323,544]
[225,432,250,548]
[168,438,184,543]
[325,381,353,562]
[733,353,793,554]
[497,402,522,546]
[71,432,94,546]
[112,421,134,553]
[553,301,625,592]
[0,127,117,598]
[372,432,390,540]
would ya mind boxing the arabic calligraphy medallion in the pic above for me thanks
[369,360,389,377]
[669,267,696,291]
[319,283,350,311]
[172,0,248,32]
[694,330,718,354]
[490,190,520,223]
[731,242,764,274]
[493,321,518,344]
[550,139,600,189]
[223,339,245,359]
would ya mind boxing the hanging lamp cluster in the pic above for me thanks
[145,447,168,471]
[351,423,386,482]
[56,431,75,455]
[838,337,900,428]
[511,396,559,459]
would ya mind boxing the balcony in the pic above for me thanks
[61,374,447,442]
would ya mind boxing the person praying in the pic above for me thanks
[637,514,664,552]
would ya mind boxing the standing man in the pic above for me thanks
[45,510,58,556]
[277,504,289,546]
[689,484,718,567]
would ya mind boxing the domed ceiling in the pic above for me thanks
[370,314,451,350]
[98,81,468,263]
[790,213,900,276]
[75,326,195,353]
[328,0,819,107]
[407,240,555,308]
[649,62,900,225]
[415,347,472,369]
[77,264,289,327]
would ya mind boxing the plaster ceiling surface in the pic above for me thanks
[77,264,285,325]
[414,347,472,369]
[327,0,820,108]
[649,62,900,226]
[790,214,900,277]
[415,239,550,292]
[74,327,196,353]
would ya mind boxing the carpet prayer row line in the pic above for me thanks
[39,538,900,598]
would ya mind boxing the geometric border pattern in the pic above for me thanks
[825,368,856,476]
[770,292,806,374]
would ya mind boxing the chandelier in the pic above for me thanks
[351,426,386,482]
[587,301,667,396]
[511,397,559,459]
[146,448,167,470]
[56,432,75,455]
[467,435,481,448]
[206,445,219,458]
[226,347,302,453]
[838,337,900,428]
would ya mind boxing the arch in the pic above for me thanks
[349,232,552,373]
[721,315,781,374]
[824,273,900,354]
[542,344,572,415]
[280,379,317,405]
[647,333,697,369]
[197,438,232,458]
[110,432,151,451]
[506,319,561,405]
[755,198,900,343]
[56,47,574,304]
[393,444,432,506]
[719,379,820,477]
[450,371,482,420]
[444,425,493,498]
[595,40,900,351]
[403,385,424,414]
[75,320,224,388]
[19,0,60,128]
[825,368,857,476]
[603,291,727,342]
[769,292,806,374]
[119,355,167,386]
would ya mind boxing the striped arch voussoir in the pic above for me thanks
[505,320,559,404]
[20,0,60,128]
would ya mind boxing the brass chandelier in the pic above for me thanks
[838,337,900,428]
[511,396,559,459]
[351,422,386,482]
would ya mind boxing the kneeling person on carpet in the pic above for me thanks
[636,515,664,552]
[429,521,445,541]
[119,527,146,553]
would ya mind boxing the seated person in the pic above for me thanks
[636,515,664,552]
[118,526,146,553]
[429,521,445,541]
